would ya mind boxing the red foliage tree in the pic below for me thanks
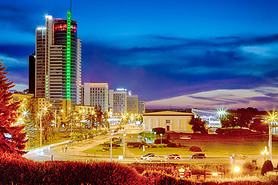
[0,61,27,155]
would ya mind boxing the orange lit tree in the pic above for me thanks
[0,61,27,155]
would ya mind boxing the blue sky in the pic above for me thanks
[1,0,278,110]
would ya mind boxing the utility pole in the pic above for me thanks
[269,122,272,161]
[40,114,42,148]
[110,133,113,162]
[55,109,57,127]
[123,133,126,157]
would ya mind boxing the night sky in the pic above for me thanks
[1,0,278,110]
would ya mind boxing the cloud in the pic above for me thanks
[10,83,29,92]
[146,86,278,110]
[81,32,278,101]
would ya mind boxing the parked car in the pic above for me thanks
[166,154,181,160]
[141,153,155,160]
[230,154,247,160]
[190,153,206,159]
[147,155,166,162]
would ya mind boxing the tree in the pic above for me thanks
[221,113,238,128]
[95,105,103,129]
[261,160,273,175]
[189,116,208,134]
[236,107,258,128]
[88,112,96,129]
[42,109,54,144]
[0,61,27,155]
[135,114,143,123]
[103,112,109,129]
[24,98,36,148]
[221,108,259,128]
[152,127,165,135]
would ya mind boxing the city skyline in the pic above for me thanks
[1,0,278,110]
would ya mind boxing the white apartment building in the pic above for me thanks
[83,83,108,113]
[138,101,145,114]
[109,89,127,115]
[127,95,138,114]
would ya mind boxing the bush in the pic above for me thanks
[216,128,224,135]
[154,139,169,144]
[167,142,177,147]
[127,142,144,148]
[189,146,202,152]
[100,143,120,148]
[0,153,149,184]
[152,127,165,135]
[243,162,256,175]
[142,170,178,185]
[261,160,274,175]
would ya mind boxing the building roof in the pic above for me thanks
[143,111,193,117]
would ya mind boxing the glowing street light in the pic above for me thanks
[261,146,269,161]
[217,108,227,118]
[265,110,278,162]
[233,165,241,173]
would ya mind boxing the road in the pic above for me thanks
[23,126,278,166]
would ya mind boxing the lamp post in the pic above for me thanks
[266,112,277,162]
[269,121,273,162]
[160,133,163,144]
[123,133,126,157]
[110,133,113,162]
[261,146,269,161]
[39,113,42,148]
[39,107,48,148]
[54,109,57,127]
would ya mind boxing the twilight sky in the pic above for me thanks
[1,0,278,110]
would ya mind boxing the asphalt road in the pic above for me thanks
[23,126,278,166]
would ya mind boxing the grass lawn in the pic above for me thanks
[83,145,123,155]
[81,132,278,156]
[126,141,278,156]
[82,141,277,156]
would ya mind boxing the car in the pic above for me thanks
[141,153,155,160]
[230,154,247,160]
[166,154,181,160]
[190,153,206,159]
[147,155,166,162]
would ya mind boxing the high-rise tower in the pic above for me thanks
[34,12,81,105]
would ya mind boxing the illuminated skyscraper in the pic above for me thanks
[34,12,81,105]
[127,94,138,114]
[83,83,109,113]
[110,88,127,115]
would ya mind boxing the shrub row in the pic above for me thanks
[1,153,278,185]
[0,153,147,185]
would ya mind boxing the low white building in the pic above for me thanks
[143,111,193,132]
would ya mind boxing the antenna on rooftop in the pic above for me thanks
[70,0,72,12]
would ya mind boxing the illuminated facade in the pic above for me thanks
[83,83,109,113]
[138,101,146,114]
[143,111,193,132]
[110,89,127,115]
[127,95,138,114]
[34,12,81,106]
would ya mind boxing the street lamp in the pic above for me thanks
[266,111,277,162]
[261,146,269,161]
[233,165,241,173]
[38,113,42,148]
[160,133,163,144]
[123,133,126,157]
[110,133,114,162]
